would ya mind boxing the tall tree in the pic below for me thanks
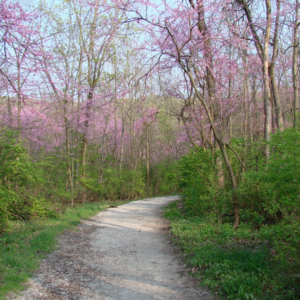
[293,0,299,127]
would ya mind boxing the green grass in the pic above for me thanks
[0,200,131,299]
[165,201,300,300]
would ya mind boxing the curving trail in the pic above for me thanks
[12,196,211,300]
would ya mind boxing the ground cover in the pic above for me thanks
[165,201,300,300]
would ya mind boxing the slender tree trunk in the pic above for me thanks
[215,142,225,189]
[252,78,259,139]
[114,62,118,163]
[243,50,249,139]
[228,50,233,140]
[76,50,83,186]
[270,68,283,131]
[270,0,283,131]
[188,0,239,227]
[100,135,105,182]
[187,72,237,188]
[182,117,197,146]
[294,0,299,127]
[7,95,12,127]
[146,124,150,195]
[101,116,109,182]
[81,88,93,181]
[263,0,272,159]
[119,100,126,172]
[64,97,74,206]
[240,0,273,157]
[17,63,21,138]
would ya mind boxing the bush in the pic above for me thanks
[0,130,35,230]
[165,202,300,299]
[178,147,225,216]
[148,161,180,196]
[237,128,300,226]
[81,167,145,200]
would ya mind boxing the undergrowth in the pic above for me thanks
[165,201,300,300]
[0,200,130,299]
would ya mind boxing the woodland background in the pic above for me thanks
[1,0,300,298]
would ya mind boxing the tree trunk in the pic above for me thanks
[294,0,299,128]
[270,0,283,131]
[263,0,272,159]
[119,100,126,172]
[146,124,150,195]
[80,88,93,181]
[7,95,12,127]
[239,0,273,158]
[64,97,74,206]
[187,0,239,227]
[17,62,21,138]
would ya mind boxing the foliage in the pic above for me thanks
[147,160,180,196]
[0,126,180,231]
[178,147,226,217]
[0,130,35,230]
[82,167,146,200]
[165,201,300,300]
[179,129,300,226]
[237,128,300,226]
[174,129,300,298]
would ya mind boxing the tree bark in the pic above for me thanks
[80,88,93,180]
[188,0,238,227]
[146,123,150,195]
[270,0,283,132]
[294,0,299,128]
[262,0,272,159]
[239,0,274,158]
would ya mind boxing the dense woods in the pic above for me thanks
[1,0,300,298]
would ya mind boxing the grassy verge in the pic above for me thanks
[165,201,300,300]
[0,200,131,299]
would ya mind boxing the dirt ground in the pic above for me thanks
[9,196,212,300]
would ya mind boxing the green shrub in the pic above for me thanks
[119,169,145,199]
[165,201,300,300]
[0,130,35,230]
[148,161,180,196]
[29,197,58,219]
[178,147,225,216]
[237,128,300,226]
[81,167,145,200]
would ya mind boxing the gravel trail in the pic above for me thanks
[11,196,212,300]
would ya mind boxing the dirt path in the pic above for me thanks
[11,196,212,300]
